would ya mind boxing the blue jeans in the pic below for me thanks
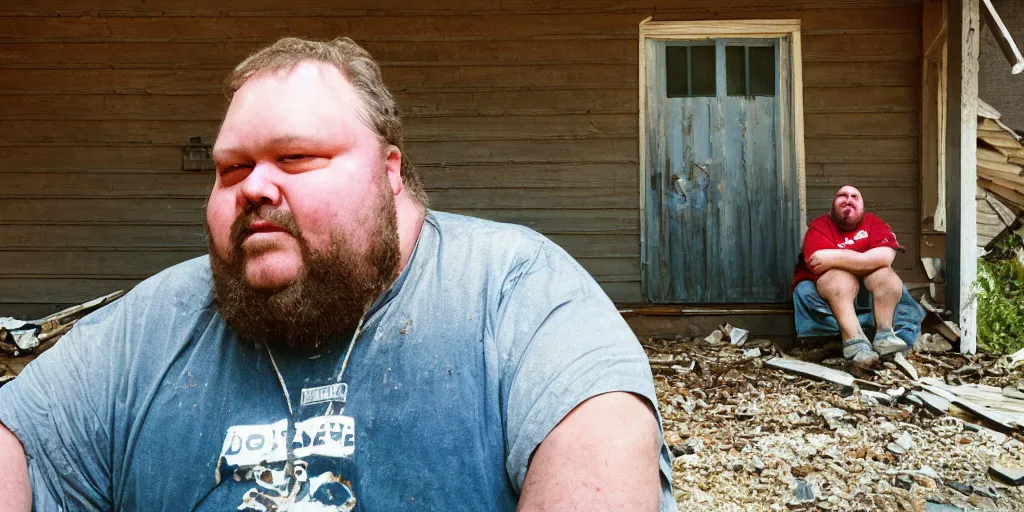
[793,280,925,347]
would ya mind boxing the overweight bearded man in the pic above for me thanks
[0,37,676,512]
[792,185,925,369]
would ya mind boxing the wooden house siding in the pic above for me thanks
[0,0,922,317]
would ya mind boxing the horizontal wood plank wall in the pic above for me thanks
[0,0,922,317]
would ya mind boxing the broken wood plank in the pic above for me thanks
[893,352,919,380]
[978,176,1024,202]
[912,390,951,414]
[919,378,1024,431]
[861,390,894,406]
[981,0,1024,74]
[984,193,1019,224]
[36,289,126,328]
[989,464,1024,486]
[951,398,1020,431]
[1003,386,1024,401]
[977,98,1002,119]
[977,164,1024,184]
[918,383,959,402]
[978,179,1024,208]
[766,357,855,388]
[978,146,1011,164]
[978,132,1024,150]
[976,157,1024,176]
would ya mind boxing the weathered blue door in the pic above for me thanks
[643,39,799,303]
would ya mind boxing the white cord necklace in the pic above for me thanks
[264,316,365,475]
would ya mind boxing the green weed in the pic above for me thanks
[977,229,1024,354]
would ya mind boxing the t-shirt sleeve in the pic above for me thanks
[0,301,125,510]
[494,240,676,511]
[801,220,835,259]
[867,215,905,252]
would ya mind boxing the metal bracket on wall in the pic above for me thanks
[182,136,215,172]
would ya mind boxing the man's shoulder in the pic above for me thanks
[806,214,837,237]
[109,255,214,315]
[424,210,586,284]
[429,210,547,240]
[139,255,211,295]
[862,212,889,228]
[809,214,833,228]
[427,210,556,258]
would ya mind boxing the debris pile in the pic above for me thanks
[646,336,1024,511]
[0,290,125,386]
[975,99,1024,249]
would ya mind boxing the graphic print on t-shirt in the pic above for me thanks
[218,415,357,511]
[836,229,869,249]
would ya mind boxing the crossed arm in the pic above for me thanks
[806,247,896,276]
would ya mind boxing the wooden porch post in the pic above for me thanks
[945,0,979,354]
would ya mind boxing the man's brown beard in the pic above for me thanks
[207,177,400,350]
[830,206,865,232]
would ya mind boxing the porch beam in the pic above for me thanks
[945,0,979,354]
[980,0,1024,74]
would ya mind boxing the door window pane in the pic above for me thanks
[665,46,689,98]
[725,46,746,96]
[665,45,716,98]
[689,46,716,96]
[749,46,776,96]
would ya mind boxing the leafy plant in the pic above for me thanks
[977,229,1024,354]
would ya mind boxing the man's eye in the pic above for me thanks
[221,164,251,173]
[280,155,310,163]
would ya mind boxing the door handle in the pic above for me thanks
[693,162,711,181]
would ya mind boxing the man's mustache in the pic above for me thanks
[230,206,302,247]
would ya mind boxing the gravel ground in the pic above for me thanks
[645,337,1024,511]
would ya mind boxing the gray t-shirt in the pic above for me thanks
[0,211,676,511]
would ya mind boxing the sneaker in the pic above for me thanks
[842,336,880,369]
[873,329,908,358]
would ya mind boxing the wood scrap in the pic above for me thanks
[979,132,1024,150]
[0,289,128,385]
[893,352,919,381]
[911,390,952,414]
[919,378,1024,429]
[978,158,1024,176]
[977,166,1024,186]
[981,0,1024,75]
[952,398,1020,431]
[978,146,1010,164]
[985,193,1018,224]
[979,179,1024,207]
[766,357,855,388]
[977,98,1003,119]
[989,465,1024,486]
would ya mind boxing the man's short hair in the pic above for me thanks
[225,37,429,206]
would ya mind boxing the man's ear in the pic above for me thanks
[384,144,403,196]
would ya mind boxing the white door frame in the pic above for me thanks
[638,18,808,294]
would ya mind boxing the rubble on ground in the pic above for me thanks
[646,335,1024,511]
[0,290,125,386]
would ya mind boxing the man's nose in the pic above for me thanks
[239,162,282,207]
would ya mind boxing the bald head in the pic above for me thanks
[830,185,866,231]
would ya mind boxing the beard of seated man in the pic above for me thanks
[829,188,866,232]
[207,170,401,351]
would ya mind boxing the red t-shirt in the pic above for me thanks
[792,213,904,289]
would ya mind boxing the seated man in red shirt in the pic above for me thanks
[792,185,925,369]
